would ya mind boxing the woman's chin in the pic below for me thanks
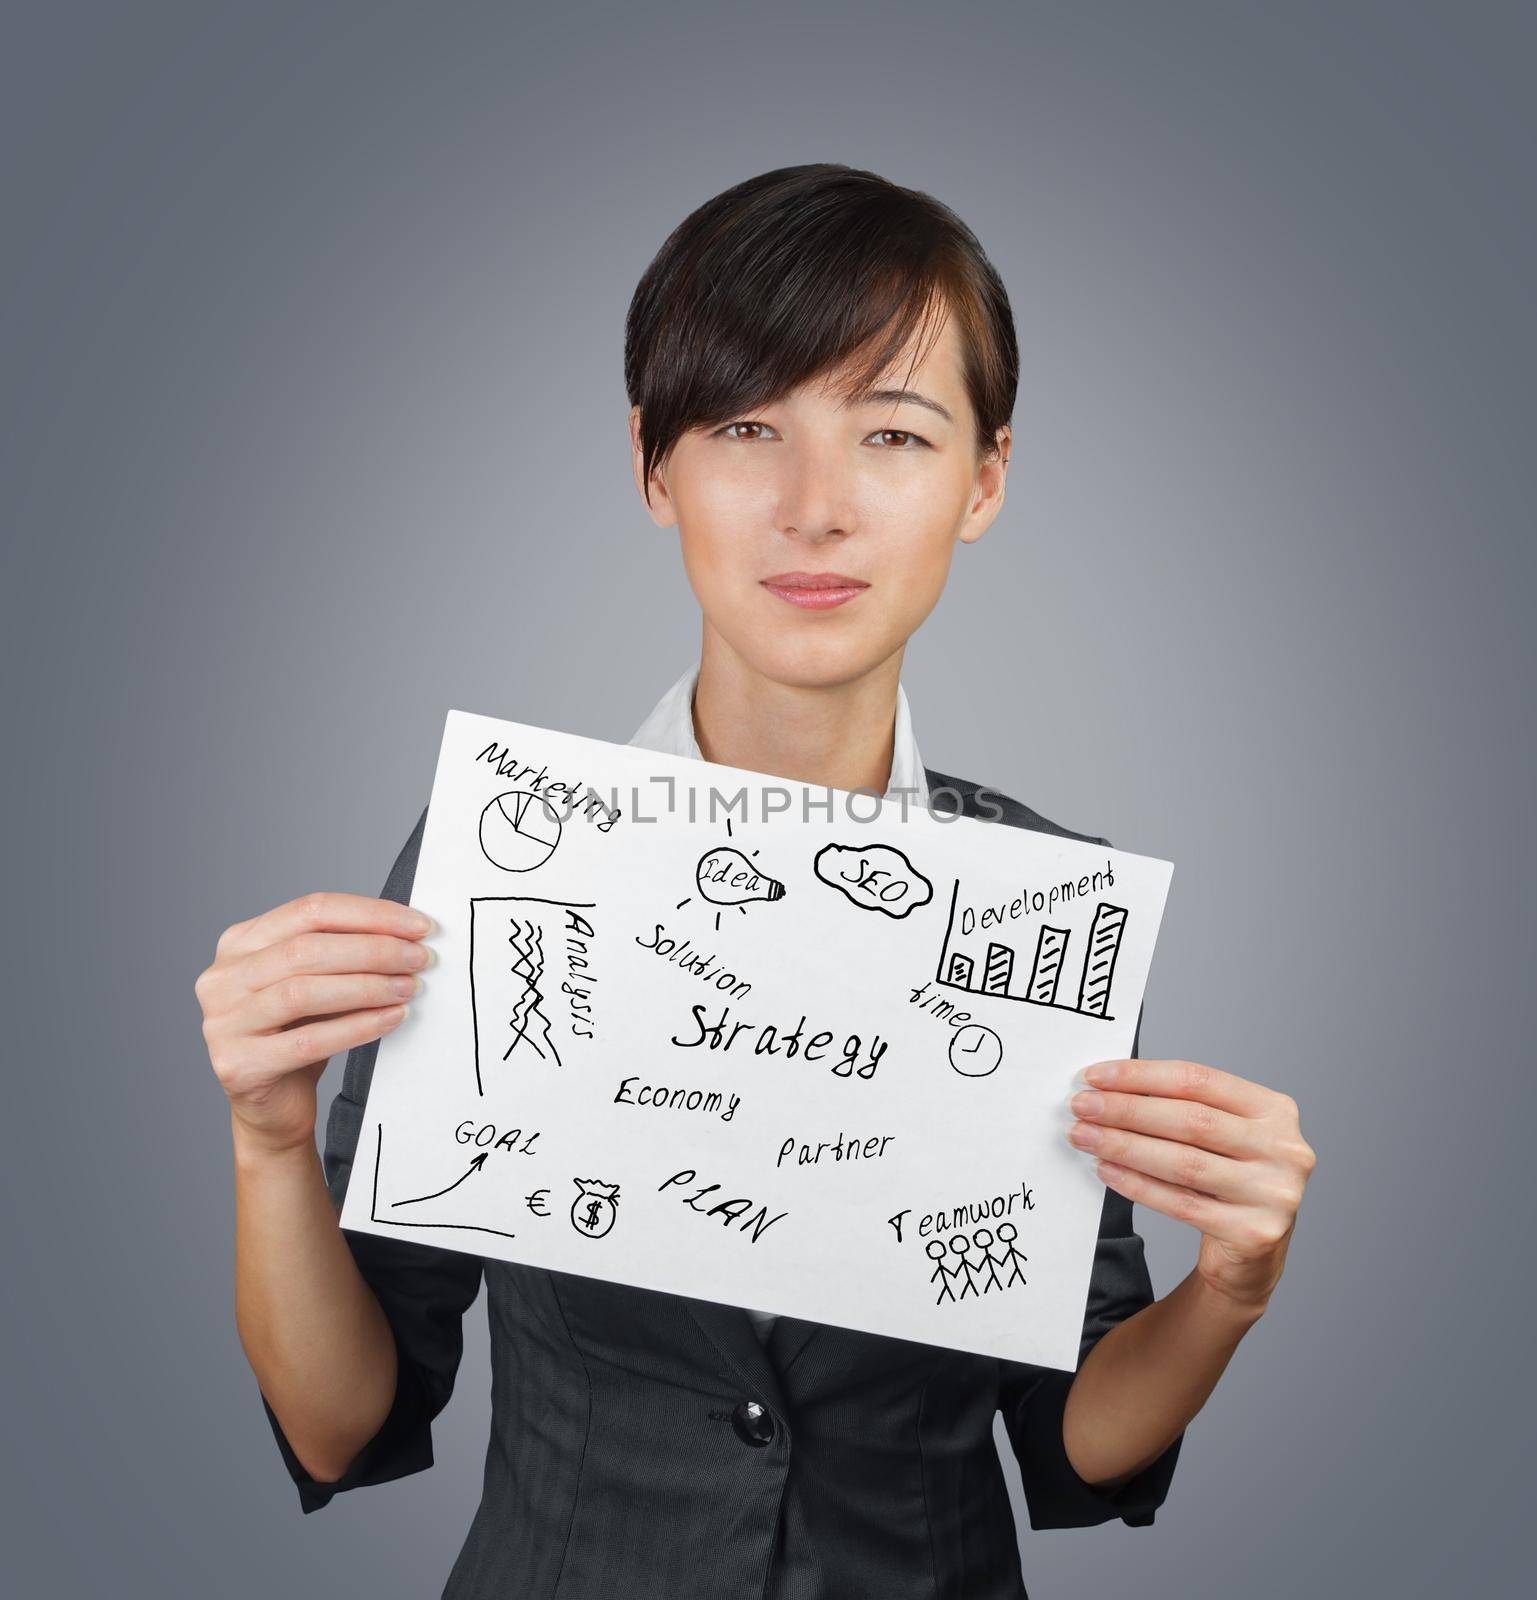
[734,632,901,694]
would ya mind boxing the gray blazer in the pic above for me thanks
[262,768,1184,1598]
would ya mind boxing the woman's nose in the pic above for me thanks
[773,444,858,543]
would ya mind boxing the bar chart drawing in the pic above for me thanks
[982,943,1014,995]
[1076,904,1128,1018]
[935,880,1130,1022]
[1028,926,1070,1004]
[945,952,974,987]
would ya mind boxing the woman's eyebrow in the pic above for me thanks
[854,386,955,424]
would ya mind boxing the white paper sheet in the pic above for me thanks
[338,710,1174,1370]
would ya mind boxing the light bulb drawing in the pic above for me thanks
[675,818,786,931]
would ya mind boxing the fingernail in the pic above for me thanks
[1068,1120,1102,1148]
[390,974,420,998]
[1070,1090,1103,1117]
[403,909,433,934]
[1085,1061,1118,1086]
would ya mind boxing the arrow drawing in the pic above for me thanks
[390,1151,490,1208]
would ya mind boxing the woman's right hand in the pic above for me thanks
[196,891,433,1156]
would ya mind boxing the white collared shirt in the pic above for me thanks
[628,661,930,808]
[627,661,930,1344]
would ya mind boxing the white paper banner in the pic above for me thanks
[339,710,1174,1370]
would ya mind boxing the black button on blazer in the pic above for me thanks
[261,767,1185,1598]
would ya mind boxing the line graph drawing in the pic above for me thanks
[505,917,561,1065]
[470,895,597,1095]
[367,1124,520,1242]
[390,1150,489,1207]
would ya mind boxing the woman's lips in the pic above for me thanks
[759,571,870,611]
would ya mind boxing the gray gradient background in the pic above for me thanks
[2,2,1531,1595]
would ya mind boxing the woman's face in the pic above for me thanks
[629,308,1010,691]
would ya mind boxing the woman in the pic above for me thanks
[198,164,1316,1598]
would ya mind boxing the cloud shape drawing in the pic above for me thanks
[813,843,934,919]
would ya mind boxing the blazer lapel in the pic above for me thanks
[683,1295,792,1411]
[765,1313,821,1375]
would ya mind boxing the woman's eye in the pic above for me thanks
[714,421,928,448]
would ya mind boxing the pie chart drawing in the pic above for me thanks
[479,790,563,873]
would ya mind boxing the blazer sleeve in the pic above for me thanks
[259,803,486,1514]
[997,1003,1186,1529]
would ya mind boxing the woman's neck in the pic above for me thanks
[690,626,904,794]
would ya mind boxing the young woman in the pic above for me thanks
[199,164,1316,1599]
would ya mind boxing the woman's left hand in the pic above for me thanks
[1067,1059,1317,1318]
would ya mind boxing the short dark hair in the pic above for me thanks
[625,163,1018,502]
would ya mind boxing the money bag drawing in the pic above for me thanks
[571,1177,621,1239]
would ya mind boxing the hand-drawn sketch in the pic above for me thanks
[571,1177,621,1238]
[469,895,598,1093]
[365,1125,521,1242]
[677,819,786,931]
[479,788,564,872]
[925,1222,1027,1305]
[390,1150,489,1207]
[935,879,1131,1022]
[339,708,1174,1371]
[813,842,934,919]
[947,1023,1003,1077]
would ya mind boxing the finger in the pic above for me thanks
[243,970,423,1033]
[1068,1121,1256,1203]
[234,929,433,997]
[1068,1087,1261,1159]
[216,891,431,964]
[1091,1157,1253,1243]
[238,1002,411,1083]
[1082,1058,1272,1118]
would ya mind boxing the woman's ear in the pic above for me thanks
[957,424,1011,547]
[629,405,679,529]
